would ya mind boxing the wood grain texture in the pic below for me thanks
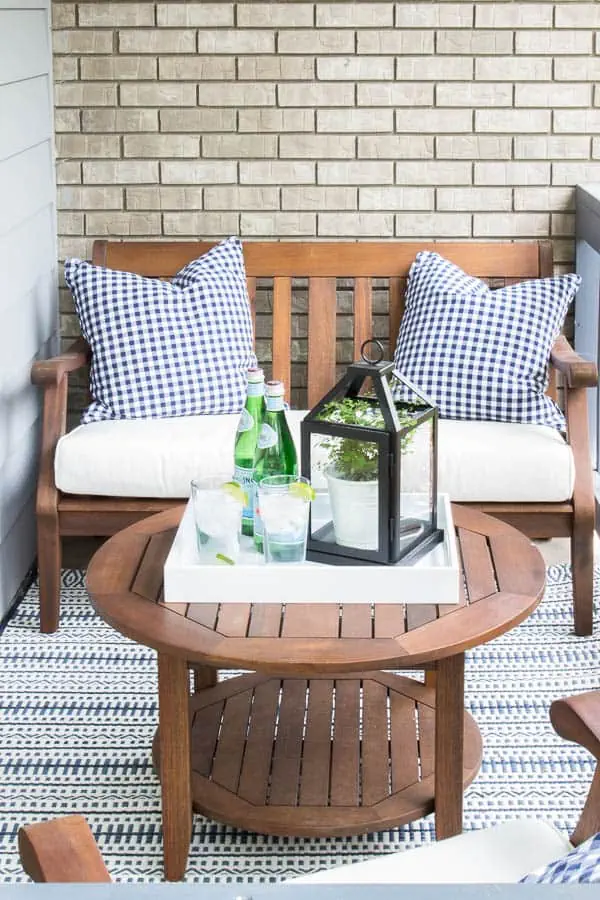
[353,277,373,361]
[97,240,546,279]
[434,654,466,840]
[88,504,544,673]
[183,672,480,838]
[18,816,111,883]
[272,276,292,400]
[307,276,337,406]
[550,691,600,845]
[156,653,192,882]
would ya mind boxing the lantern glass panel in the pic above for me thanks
[396,412,435,556]
[308,428,382,552]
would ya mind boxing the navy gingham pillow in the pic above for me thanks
[65,236,256,424]
[393,251,581,431]
[520,832,600,883]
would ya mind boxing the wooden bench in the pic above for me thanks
[31,240,597,635]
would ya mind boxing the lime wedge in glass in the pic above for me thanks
[215,553,235,565]
[289,481,316,502]
[221,481,248,506]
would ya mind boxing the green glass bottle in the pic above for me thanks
[253,380,298,552]
[234,368,265,537]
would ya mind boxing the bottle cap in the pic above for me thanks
[265,380,285,396]
[247,368,264,383]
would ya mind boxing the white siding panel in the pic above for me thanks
[0,76,52,162]
[0,419,38,544]
[0,204,57,308]
[0,9,49,86]
[0,0,56,617]
[0,142,54,236]
[0,371,40,472]
[0,275,57,386]
[0,499,36,620]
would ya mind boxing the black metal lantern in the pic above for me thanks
[301,339,443,566]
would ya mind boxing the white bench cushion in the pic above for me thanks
[290,819,572,884]
[55,412,574,503]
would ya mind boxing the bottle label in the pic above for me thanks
[233,464,255,522]
[257,423,278,449]
[265,396,285,412]
[247,381,264,398]
[236,408,254,434]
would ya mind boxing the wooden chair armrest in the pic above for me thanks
[31,339,90,512]
[550,692,600,760]
[18,815,111,882]
[31,337,90,387]
[550,336,598,389]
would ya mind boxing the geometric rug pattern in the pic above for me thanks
[0,565,599,883]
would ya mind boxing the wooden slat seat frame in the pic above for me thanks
[31,240,597,634]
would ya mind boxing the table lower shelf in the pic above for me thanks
[153,671,482,838]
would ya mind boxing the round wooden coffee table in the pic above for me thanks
[87,504,545,881]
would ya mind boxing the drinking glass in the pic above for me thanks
[257,475,312,564]
[190,476,244,565]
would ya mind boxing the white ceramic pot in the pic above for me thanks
[325,468,379,550]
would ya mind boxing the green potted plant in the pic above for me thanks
[317,398,416,550]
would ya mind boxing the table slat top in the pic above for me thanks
[87,504,544,672]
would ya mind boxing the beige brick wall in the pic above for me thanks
[53,1,596,408]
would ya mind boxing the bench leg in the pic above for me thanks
[572,525,594,637]
[38,517,61,634]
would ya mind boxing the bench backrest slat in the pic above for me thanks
[93,240,548,280]
[272,276,292,402]
[92,239,554,407]
[353,277,373,362]
[308,277,337,407]
[246,276,257,334]
[388,277,405,361]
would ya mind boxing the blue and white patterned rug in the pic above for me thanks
[0,565,599,884]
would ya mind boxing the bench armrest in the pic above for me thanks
[31,337,90,387]
[550,336,598,390]
[31,338,91,516]
[551,692,600,760]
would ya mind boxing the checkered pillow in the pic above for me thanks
[520,832,600,883]
[393,251,581,430]
[65,236,256,424]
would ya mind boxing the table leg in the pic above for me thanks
[424,670,436,690]
[434,652,465,840]
[157,652,192,881]
[191,664,217,693]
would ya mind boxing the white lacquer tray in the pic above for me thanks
[163,493,459,606]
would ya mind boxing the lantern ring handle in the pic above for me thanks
[360,338,385,365]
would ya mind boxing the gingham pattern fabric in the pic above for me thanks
[393,251,581,431]
[520,832,600,883]
[65,236,256,424]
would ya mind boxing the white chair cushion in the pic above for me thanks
[55,413,574,503]
[437,419,574,502]
[290,819,572,884]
